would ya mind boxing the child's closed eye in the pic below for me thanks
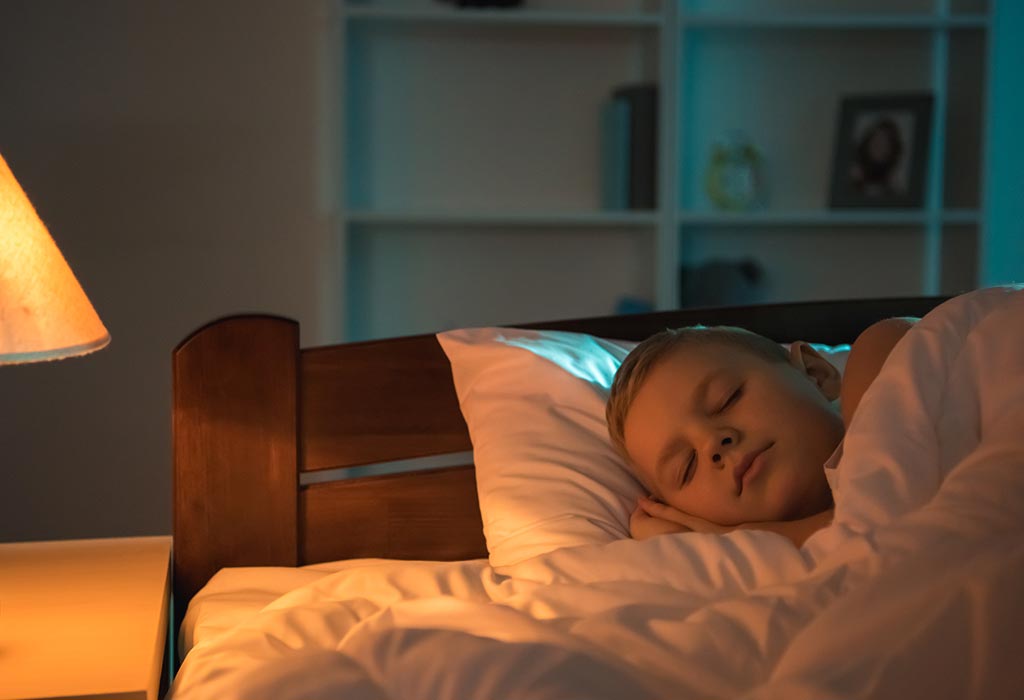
[717,385,743,413]
[681,451,696,486]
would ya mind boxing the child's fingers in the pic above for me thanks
[638,498,718,532]
[629,505,652,527]
[637,497,656,514]
[638,497,680,522]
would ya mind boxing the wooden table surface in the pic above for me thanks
[0,536,171,700]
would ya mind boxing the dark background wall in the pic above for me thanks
[0,0,332,541]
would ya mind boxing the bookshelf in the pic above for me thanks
[328,0,990,341]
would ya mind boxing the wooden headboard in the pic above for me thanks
[172,296,948,615]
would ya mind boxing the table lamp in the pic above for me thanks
[1,150,109,363]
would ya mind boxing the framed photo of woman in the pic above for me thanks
[828,93,934,209]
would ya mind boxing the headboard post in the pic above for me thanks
[172,315,300,614]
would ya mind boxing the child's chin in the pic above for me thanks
[761,471,810,521]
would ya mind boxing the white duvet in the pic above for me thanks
[170,286,1024,700]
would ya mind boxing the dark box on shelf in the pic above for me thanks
[608,83,658,210]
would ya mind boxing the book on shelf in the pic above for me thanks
[601,83,658,210]
[600,98,630,210]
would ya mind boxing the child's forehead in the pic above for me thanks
[657,339,759,374]
[646,340,791,395]
[636,347,740,405]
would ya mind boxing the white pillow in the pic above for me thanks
[437,326,850,568]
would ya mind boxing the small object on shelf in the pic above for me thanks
[608,82,658,210]
[828,93,933,209]
[679,258,764,308]
[704,132,764,211]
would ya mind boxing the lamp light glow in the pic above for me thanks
[0,152,109,364]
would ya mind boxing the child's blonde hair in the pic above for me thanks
[606,326,787,460]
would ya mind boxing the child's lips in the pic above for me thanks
[734,443,773,496]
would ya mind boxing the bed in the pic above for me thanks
[169,291,1024,699]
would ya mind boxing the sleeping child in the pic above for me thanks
[606,317,917,548]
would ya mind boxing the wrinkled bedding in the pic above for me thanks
[170,286,1024,700]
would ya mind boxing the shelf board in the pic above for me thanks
[346,210,659,227]
[680,13,988,30]
[677,209,980,227]
[345,209,981,228]
[343,5,662,28]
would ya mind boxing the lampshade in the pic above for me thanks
[0,152,110,364]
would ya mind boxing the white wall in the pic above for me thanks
[0,0,331,541]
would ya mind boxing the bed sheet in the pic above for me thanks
[180,558,490,657]
[170,286,1024,700]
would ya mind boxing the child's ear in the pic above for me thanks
[788,342,841,401]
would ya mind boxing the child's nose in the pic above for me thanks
[710,435,735,466]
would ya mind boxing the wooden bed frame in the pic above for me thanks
[172,296,948,626]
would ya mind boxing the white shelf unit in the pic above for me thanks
[333,0,989,341]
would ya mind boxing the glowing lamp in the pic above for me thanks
[0,151,109,364]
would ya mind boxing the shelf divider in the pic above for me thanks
[923,0,952,296]
[656,0,681,310]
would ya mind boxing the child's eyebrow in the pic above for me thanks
[694,368,729,410]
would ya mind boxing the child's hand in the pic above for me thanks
[630,499,690,539]
[635,496,731,536]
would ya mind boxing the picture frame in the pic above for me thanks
[828,93,934,209]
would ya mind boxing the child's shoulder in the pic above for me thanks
[854,317,917,349]
[840,317,918,427]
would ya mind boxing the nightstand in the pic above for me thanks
[0,536,171,700]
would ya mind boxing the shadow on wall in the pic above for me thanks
[613,258,765,315]
[680,258,765,308]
